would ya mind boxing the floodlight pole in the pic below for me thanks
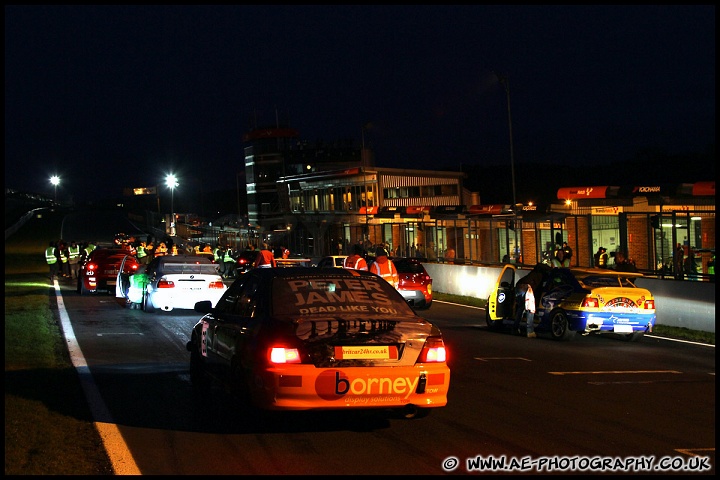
[496,73,520,262]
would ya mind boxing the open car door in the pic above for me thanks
[115,255,133,300]
[485,264,516,328]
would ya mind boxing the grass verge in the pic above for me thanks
[5,210,114,475]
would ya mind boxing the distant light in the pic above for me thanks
[165,174,179,189]
[50,175,60,186]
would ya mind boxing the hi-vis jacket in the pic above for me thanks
[45,246,57,264]
[68,245,81,264]
[370,256,399,289]
[343,254,368,271]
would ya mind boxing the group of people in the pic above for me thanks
[45,239,84,281]
[672,243,700,280]
[211,242,282,278]
[45,234,215,282]
[593,246,638,272]
[343,244,399,288]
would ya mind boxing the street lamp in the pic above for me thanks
[495,72,520,262]
[50,175,60,203]
[166,174,179,236]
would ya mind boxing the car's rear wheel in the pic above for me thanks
[549,308,575,341]
[143,292,155,312]
[226,355,252,405]
[623,332,645,342]
[189,339,209,389]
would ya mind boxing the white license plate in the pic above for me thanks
[613,324,633,333]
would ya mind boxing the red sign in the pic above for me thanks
[556,186,610,199]
[358,206,379,215]
[406,206,431,215]
[468,204,505,215]
[692,181,715,196]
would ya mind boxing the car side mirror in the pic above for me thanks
[195,300,213,314]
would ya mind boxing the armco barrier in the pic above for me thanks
[423,263,715,334]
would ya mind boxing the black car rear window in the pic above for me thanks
[580,275,636,288]
[393,260,425,274]
[271,274,415,317]
[161,263,219,275]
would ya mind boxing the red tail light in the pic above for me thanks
[123,263,140,274]
[581,296,599,308]
[209,280,225,289]
[644,299,655,309]
[87,263,98,272]
[268,347,302,364]
[157,279,175,289]
[418,336,447,363]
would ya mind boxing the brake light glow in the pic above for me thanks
[581,296,599,308]
[209,280,225,289]
[269,347,302,364]
[418,336,447,363]
[87,263,98,272]
[157,279,175,289]
[643,299,655,309]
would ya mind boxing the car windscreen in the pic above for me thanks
[271,274,415,317]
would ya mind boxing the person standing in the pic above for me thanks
[144,237,155,259]
[444,246,456,263]
[68,240,81,279]
[213,244,223,263]
[673,243,685,280]
[154,242,168,257]
[514,263,551,338]
[684,250,698,280]
[254,243,277,268]
[223,244,237,278]
[136,241,149,265]
[45,241,59,280]
[614,251,638,272]
[426,242,437,262]
[370,247,399,289]
[343,244,368,270]
[58,239,70,278]
[594,247,608,268]
[707,254,715,282]
[562,241,573,263]
[552,249,570,267]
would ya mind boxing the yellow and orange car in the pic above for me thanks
[486,265,656,341]
[188,267,450,418]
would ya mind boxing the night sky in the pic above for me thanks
[5,5,715,206]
